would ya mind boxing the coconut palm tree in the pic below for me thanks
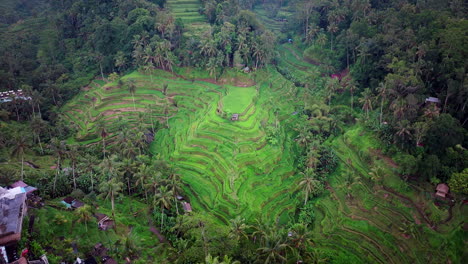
[369,166,386,187]
[98,177,124,220]
[11,134,30,180]
[30,116,47,154]
[136,164,151,201]
[76,204,93,231]
[167,172,183,214]
[67,144,80,190]
[346,79,358,109]
[96,120,108,159]
[295,123,312,148]
[228,216,250,243]
[153,185,173,230]
[288,223,314,256]
[126,79,137,111]
[376,82,388,125]
[316,32,328,47]
[256,229,290,264]
[298,168,322,205]
[48,137,67,194]
[120,158,137,195]
[359,88,373,119]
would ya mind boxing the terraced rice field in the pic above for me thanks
[166,0,210,36]
[61,46,465,263]
[253,4,293,33]
[313,127,465,263]
[62,67,303,224]
[153,69,303,224]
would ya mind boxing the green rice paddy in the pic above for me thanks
[60,45,465,263]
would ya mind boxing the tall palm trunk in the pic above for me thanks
[37,135,44,154]
[160,205,164,230]
[21,153,24,180]
[380,97,384,125]
[72,162,76,190]
[102,137,106,159]
[132,92,136,111]
[53,156,60,195]
[111,192,115,221]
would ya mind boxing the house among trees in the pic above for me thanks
[435,183,449,198]
[0,186,27,264]
[425,97,440,104]
[9,181,37,195]
[231,114,239,121]
[182,202,192,212]
[95,213,114,231]
[0,90,32,103]
[61,197,84,210]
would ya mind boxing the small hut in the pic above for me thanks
[61,197,84,209]
[231,114,239,121]
[435,183,449,198]
[95,213,115,230]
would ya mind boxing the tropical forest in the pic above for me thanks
[0,0,466,263]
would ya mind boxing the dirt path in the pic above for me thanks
[370,148,398,169]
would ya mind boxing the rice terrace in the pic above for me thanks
[0,0,466,263]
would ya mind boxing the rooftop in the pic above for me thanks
[0,187,27,243]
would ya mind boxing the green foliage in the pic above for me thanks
[298,202,316,227]
[448,169,468,194]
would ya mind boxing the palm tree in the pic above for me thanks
[48,137,66,194]
[316,33,328,47]
[120,158,137,195]
[145,171,165,199]
[29,116,47,154]
[228,216,250,243]
[153,185,173,230]
[359,88,373,119]
[295,123,312,148]
[346,79,358,109]
[369,166,385,187]
[200,39,218,58]
[305,24,319,44]
[67,144,80,190]
[126,79,137,111]
[96,120,108,158]
[298,168,322,205]
[257,229,289,264]
[143,62,155,83]
[204,254,240,264]
[327,22,339,51]
[98,177,124,220]
[288,223,314,255]
[395,120,412,147]
[376,82,387,125]
[325,78,340,105]
[136,164,151,201]
[77,154,98,192]
[167,172,183,214]
[98,155,121,181]
[11,134,29,180]
[76,204,93,231]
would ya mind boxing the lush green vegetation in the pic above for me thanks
[0,0,466,263]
